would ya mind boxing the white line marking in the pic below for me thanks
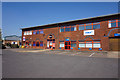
[89,53,95,57]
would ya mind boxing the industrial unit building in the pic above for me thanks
[21,13,120,51]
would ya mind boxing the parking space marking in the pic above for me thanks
[89,53,95,57]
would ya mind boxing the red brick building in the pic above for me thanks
[21,13,120,51]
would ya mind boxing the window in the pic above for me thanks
[33,31,36,34]
[93,24,100,29]
[79,42,85,48]
[60,28,64,32]
[33,41,36,46]
[71,41,76,47]
[71,25,76,31]
[40,41,43,47]
[79,26,84,30]
[29,42,32,46]
[47,41,49,48]
[65,27,70,32]
[60,25,76,32]
[24,31,27,35]
[24,31,32,35]
[108,20,118,28]
[40,29,44,34]
[93,41,101,48]
[86,25,92,30]
[86,41,92,48]
[60,42,64,47]
[29,31,32,35]
[36,30,39,34]
[111,22,116,27]
[36,42,39,46]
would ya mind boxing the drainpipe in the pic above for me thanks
[57,23,59,50]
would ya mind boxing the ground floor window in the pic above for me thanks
[59,42,64,47]
[33,41,36,46]
[36,42,39,46]
[29,42,32,46]
[79,42,85,48]
[86,41,92,48]
[93,41,101,48]
[40,41,43,47]
[71,41,76,47]
[79,41,101,48]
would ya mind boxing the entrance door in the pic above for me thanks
[47,39,55,49]
[109,38,120,51]
[65,41,71,50]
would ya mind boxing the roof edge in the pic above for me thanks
[21,13,120,30]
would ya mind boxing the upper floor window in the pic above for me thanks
[60,25,76,32]
[86,25,92,30]
[33,30,36,34]
[36,30,39,34]
[24,31,27,35]
[79,22,100,30]
[65,26,70,32]
[79,24,85,30]
[24,31,32,35]
[108,19,119,28]
[71,25,76,31]
[40,29,44,34]
[33,29,44,35]
[86,23,92,30]
[93,22,100,29]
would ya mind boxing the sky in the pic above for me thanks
[2,2,118,37]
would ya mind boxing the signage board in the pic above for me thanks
[84,30,94,35]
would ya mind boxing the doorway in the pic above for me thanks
[109,37,120,51]
[47,39,55,49]
[65,41,71,50]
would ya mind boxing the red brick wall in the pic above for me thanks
[22,15,119,51]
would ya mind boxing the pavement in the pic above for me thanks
[2,49,119,78]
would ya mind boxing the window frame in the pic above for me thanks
[108,19,119,28]
[59,25,77,32]
[79,22,100,31]
[59,42,64,48]
[85,23,93,30]
[93,41,101,48]
[40,41,43,47]
[79,40,101,49]
[71,41,76,47]
[33,29,44,35]
[93,22,100,29]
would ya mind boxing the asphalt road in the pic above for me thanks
[2,49,118,78]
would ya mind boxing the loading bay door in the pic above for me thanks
[109,38,120,51]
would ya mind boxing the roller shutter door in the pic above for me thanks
[109,38,120,51]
